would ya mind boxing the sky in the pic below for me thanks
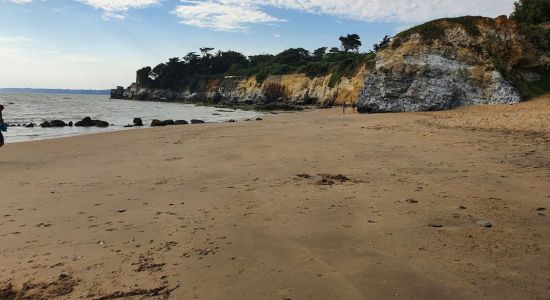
[0,0,516,89]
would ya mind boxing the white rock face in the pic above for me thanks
[358,53,521,113]
[355,17,549,113]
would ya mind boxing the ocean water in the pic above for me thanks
[0,93,262,143]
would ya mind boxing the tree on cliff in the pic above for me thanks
[136,66,152,86]
[184,52,200,63]
[313,47,327,61]
[133,34,372,90]
[200,47,214,57]
[272,48,311,66]
[339,34,362,52]
[373,35,391,52]
[511,0,550,24]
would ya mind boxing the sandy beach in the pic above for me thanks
[1,97,549,299]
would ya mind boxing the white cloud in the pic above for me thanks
[173,1,285,31]
[76,0,162,19]
[8,0,34,3]
[174,0,515,31]
[0,36,34,43]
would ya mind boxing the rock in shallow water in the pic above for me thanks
[75,117,109,128]
[151,119,175,127]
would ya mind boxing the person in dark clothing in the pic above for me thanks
[351,101,357,113]
[0,105,5,147]
[342,102,347,114]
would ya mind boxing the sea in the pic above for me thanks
[0,93,262,143]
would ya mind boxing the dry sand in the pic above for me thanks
[1,97,549,299]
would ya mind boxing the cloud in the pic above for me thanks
[76,0,162,19]
[8,0,34,3]
[174,0,515,31]
[173,1,285,31]
[0,36,34,43]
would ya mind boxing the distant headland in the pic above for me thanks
[0,88,110,95]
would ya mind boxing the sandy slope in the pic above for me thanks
[424,95,550,136]
[0,101,549,299]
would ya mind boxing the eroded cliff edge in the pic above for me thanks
[357,16,550,113]
[114,16,550,112]
[114,65,369,109]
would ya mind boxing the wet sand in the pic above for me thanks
[1,98,549,299]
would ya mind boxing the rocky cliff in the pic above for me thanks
[117,65,368,109]
[357,16,550,113]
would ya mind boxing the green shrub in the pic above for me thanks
[256,70,269,83]
[396,16,482,44]
[511,0,550,25]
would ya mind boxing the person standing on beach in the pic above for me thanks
[342,102,347,114]
[0,105,5,147]
[351,101,357,113]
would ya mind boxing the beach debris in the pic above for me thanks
[317,178,335,185]
[405,198,418,204]
[96,285,180,300]
[317,174,350,185]
[117,209,126,213]
[196,247,216,256]
[134,255,166,272]
[535,207,546,212]
[0,273,78,300]
[97,241,105,245]
[428,223,444,228]
[191,119,205,124]
[256,117,263,121]
[476,220,493,228]
[458,206,467,210]
[295,173,355,186]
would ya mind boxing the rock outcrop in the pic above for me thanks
[151,119,175,127]
[358,16,550,113]
[116,66,369,108]
[112,17,549,113]
[75,117,109,128]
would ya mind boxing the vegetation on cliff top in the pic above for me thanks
[511,0,550,25]
[135,34,374,91]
